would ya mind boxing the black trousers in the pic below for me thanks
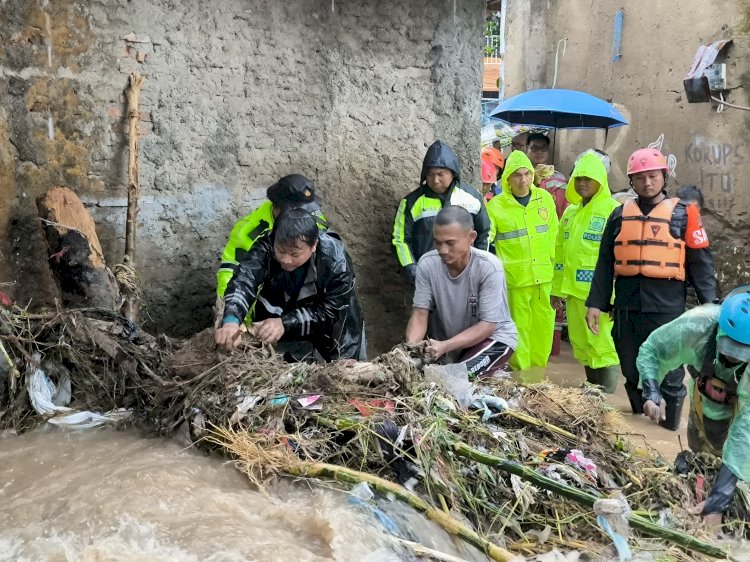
[612,309,687,399]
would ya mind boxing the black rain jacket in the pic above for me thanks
[392,141,491,269]
[224,232,364,360]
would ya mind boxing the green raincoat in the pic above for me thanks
[637,305,750,481]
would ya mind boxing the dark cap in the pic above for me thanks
[266,174,320,212]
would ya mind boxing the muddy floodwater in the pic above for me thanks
[0,429,486,562]
[0,343,692,562]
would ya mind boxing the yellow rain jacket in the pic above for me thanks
[552,153,620,301]
[487,151,558,289]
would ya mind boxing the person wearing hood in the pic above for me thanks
[636,286,750,530]
[392,141,491,284]
[216,175,327,324]
[551,153,621,392]
[486,150,559,371]
[585,148,718,427]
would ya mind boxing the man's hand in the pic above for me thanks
[688,502,723,532]
[643,399,666,422]
[215,323,241,351]
[585,307,601,335]
[425,339,450,362]
[550,296,565,311]
[253,318,285,345]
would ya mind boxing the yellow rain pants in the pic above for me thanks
[508,282,555,371]
[565,296,619,369]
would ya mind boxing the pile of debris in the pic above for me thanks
[0,305,736,560]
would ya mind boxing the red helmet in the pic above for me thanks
[481,147,505,169]
[481,159,498,183]
[627,148,669,176]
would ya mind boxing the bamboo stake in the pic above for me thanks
[503,409,579,441]
[125,72,144,264]
[123,72,145,322]
[453,442,730,560]
[291,463,516,561]
[213,428,518,562]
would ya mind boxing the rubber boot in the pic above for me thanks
[597,366,619,395]
[584,366,619,395]
[625,387,644,415]
[658,393,686,432]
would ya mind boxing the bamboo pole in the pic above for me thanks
[122,72,145,322]
[503,409,579,442]
[290,462,517,562]
[453,442,730,560]
[125,72,145,264]
[213,428,518,562]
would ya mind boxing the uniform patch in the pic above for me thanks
[564,232,570,239]
[588,217,606,233]
[538,207,549,222]
[576,269,595,282]
[582,232,602,241]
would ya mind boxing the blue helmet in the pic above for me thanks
[718,285,750,362]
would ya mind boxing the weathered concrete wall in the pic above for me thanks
[504,0,750,290]
[0,0,484,352]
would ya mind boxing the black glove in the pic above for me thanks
[403,264,417,285]
[641,377,662,405]
[703,464,739,515]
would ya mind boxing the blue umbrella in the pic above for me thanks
[490,89,628,129]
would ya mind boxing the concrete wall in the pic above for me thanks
[0,0,485,352]
[504,0,750,290]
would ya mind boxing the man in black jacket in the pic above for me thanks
[585,148,718,428]
[392,140,491,284]
[216,208,364,361]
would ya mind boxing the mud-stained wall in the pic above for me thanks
[504,0,750,291]
[0,0,484,352]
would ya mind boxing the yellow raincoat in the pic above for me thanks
[487,151,558,370]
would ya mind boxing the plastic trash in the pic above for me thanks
[423,363,475,408]
[297,394,322,410]
[270,394,290,406]
[470,395,509,421]
[565,449,598,480]
[350,482,375,502]
[594,495,632,561]
[26,355,131,429]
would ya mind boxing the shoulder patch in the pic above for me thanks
[588,216,606,233]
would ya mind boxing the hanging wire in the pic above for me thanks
[551,38,567,89]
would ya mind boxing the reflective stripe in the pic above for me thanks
[535,224,549,234]
[258,295,284,316]
[414,209,439,222]
[495,228,528,241]
[392,198,414,266]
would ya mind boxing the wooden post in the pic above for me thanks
[121,72,145,322]
[125,72,145,264]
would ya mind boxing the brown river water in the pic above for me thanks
[0,344,699,562]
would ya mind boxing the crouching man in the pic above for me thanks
[215,208,364,361]
[637,286,750,529]
[405,206,517,378]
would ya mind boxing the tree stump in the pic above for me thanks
[36,187,118,309]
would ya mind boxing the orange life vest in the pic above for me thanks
[613,197,686,281]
